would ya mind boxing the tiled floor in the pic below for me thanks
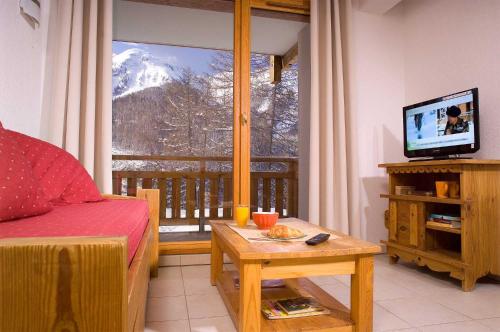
[145,254,500,332]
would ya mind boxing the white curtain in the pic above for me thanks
[308,0,360,236]
[41,0,112,193]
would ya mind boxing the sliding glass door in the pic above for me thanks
[111,0,309,246]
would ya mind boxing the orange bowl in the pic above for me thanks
[252,212,279,230]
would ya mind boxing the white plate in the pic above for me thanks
[261,231,307,241]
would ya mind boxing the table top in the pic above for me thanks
[210,219,381,260]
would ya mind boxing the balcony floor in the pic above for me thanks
[159,229,212,242]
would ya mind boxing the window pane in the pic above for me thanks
[112,41,233,239]
[249,54,299,217]
[250,9,302,217]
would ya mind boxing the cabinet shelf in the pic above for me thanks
[383,241,465,268]
[426,248,462,263]
[426,223,461,235]
[380,193,464,205]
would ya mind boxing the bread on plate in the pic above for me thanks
[267,224,303,239]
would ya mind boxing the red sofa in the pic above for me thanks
[0,125,159,331]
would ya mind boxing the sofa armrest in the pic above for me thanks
[0,237,128,331]
[101,189,160,277]
[136,189,159,277]
[137,189,160,278]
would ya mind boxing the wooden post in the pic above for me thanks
[250,176,259,213]
[276,178,284,216]
[142,178,153,189]
[112,175,122,195]
[270,55,282,84]
[186,178,196,219]
[210,232,223,286]
[199,160,206,219]
[233,0,251,213]
[239,260,261,332]
[137,189,160,277]
[158,179,167,220]
[172,178,181,219]
[282,42,298,69]
[287,161,298,217]
[351,255,374,332]
[127,178,137,196]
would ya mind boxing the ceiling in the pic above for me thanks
[113,0,308,55]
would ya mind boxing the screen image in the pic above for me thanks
[406,91,475,151]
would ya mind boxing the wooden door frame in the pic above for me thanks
[232,0,252,211]
[232,0,309,212]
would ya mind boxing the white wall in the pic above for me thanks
[349,3,405,243]
[0,0,50,137]
[351,0,500,243]
[403,0,500,159]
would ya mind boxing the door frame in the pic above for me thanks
[232,0,309,212]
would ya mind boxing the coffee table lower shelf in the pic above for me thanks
[215,271,354,332]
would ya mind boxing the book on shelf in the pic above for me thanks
[427,214,461,228]
[429,213,461,222]
[276,297,326,314]
[261,298,330,320]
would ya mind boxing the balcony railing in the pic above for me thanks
[112,155,298,225]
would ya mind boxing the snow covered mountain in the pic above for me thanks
[112,48,174,99]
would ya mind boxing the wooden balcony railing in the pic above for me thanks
[112,155,298,224]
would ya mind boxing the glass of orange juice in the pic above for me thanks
[235,205,249,228]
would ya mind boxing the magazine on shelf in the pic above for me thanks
[261,299,330,320]
[276,297,326,314]
[427,213,461,228]
[429,213,461,222]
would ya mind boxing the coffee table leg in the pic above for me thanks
[351,255,374,332]
[239,261,261,332]
[211,232,223,286]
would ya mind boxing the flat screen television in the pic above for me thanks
[403,88,479,159]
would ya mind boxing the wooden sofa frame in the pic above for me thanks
[0,189,159,332]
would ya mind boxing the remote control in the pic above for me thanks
[306,233,330,245]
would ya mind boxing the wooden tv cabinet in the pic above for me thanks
[379,159,500,291]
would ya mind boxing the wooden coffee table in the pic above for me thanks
[210,219,381,332]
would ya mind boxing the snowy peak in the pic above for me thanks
[112,48,173,99]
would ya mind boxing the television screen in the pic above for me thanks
[404,88,479,158]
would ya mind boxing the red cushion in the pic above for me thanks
[0,199,149,264]
[0,127,52,221]
[7,130,102,204]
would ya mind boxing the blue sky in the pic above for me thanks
[113,41,227,74]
